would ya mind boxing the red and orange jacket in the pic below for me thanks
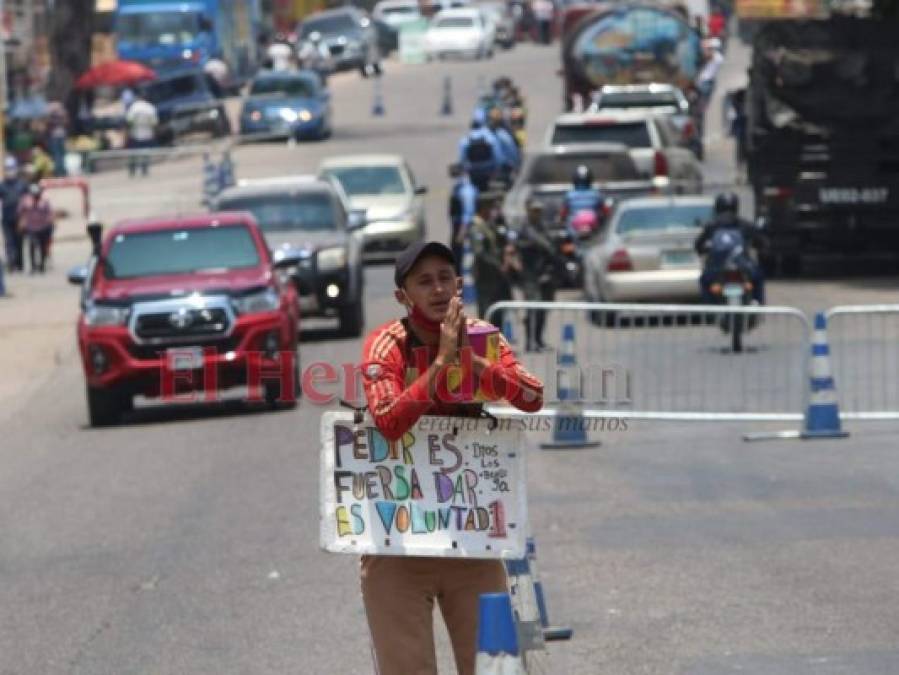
[361,317,543,441]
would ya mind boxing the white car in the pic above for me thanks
[318,154,428,262]
[582,195,715,308]
[425,8,495,60]
[373,0,422,28]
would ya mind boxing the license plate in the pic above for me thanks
[661,249,696,266]
[166,347,205,371]
[723,283,744,299]
[819,187,889,204]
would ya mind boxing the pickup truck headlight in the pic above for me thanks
[84,303,130,326]
[317,247,347,272]
[232,288,280,315]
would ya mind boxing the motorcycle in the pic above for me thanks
[706,244,758,353]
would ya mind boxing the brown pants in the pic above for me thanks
[361,555,507,675]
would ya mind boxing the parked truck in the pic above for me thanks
[746,17,899,273]
[115,0,261,81]
[559,3,703,112]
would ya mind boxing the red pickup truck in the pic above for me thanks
[69,212,301,427]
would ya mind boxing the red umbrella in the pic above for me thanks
[74,60,157,90]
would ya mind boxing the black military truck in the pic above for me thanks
[746,17,899,273]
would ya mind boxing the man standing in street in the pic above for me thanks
[532,0,554,44]
[448,163,478,274]
[17,183,54,274]
[516,201,558,352]
[0,157,27,273]
[359,240,543,675]
[458,109,502,191]
[125,92,158,178]
[470,194,514,326]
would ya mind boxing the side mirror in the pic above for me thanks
[414,185,428,195]
[348,209,368,230]
[68,265,89,286]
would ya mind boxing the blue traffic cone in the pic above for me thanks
[527,537,573,641]
[541,322,601,450]
[462,237,477,306]
[218,151,235,191]
[440,75,453,116]
[475,593,525,675]
[802,313,849,439]
[202,153,219,205]
[371,76,385,117]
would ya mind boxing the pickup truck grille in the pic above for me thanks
[129,296,235,346]
[135,308,230,341]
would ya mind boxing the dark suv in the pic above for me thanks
[214,176,366,337]
[298,7,383,77]
[136,67,231,145]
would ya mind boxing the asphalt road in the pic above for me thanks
[3,41,899,675]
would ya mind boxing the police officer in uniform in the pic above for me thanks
[448,163,478,275]
[470,193,514,326]
[516,201,558,352]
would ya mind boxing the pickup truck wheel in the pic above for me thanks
[87,386,123,427]
[372,61,382,76]
[339,299,365,338]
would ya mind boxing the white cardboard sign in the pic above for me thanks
[319,411,527,559]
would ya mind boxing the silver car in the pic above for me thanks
[582,195,714,305]
[318,154,427,262]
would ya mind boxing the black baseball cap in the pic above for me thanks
[394,241,456,287]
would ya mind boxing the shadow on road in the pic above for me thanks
[83,398,296,430]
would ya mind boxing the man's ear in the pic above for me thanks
[394,288,409,307]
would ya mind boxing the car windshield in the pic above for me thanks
[435,16,475,28]
[117,11,201,47]
[301,14,357,36]
[218,193,339,232]
[551,122,652,148]
[616,205,712,234]
[524,154,638,183]
[140,75,204,104]
[105,226,260,279]
[598,92,680,109]
[250,76,317,98]
[324,166,406,196]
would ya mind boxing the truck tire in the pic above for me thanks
[87,386,123,427]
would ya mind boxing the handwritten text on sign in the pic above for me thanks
[319,413,527,558]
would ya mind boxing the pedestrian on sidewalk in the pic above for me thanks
[0,157,27,273]
[17,183,54,274]
[125,93,158,177]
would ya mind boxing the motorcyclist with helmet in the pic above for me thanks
[694,192,768,304]
[559,164,604,239]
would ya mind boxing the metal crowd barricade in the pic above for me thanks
[824,304,899,420]
[485,301,812,421]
